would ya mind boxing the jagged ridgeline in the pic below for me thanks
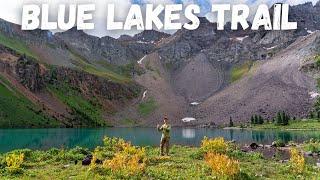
[0,2,320,127]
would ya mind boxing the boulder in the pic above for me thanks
[82,155,93,166]
[250,143,259,150]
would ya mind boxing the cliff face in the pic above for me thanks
[0,45,141,127]
[46,67,141,101]
[16,56,44,92]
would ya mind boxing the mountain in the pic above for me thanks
[0,2,320,127]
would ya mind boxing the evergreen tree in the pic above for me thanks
[281,111,286,124]
[254,115,259,124]
[251,116,254,124]
[276,112,282,125]
[283,114,289,126]
[258,115,264,124]
[229,117,234,127]
[309,111,314,119]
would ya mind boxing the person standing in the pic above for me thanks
[157,116,171,156]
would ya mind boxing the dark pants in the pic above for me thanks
[160,137,170,155]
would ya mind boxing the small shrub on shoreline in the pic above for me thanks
[303,139,320,153]
[289,148,305,174]
[5,153,24,174]
[205,152,240,178]
[200,137,230,154]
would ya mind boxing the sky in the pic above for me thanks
[0,0,318,38]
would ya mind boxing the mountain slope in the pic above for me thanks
[194,32,320,125]
[1,2,320,127]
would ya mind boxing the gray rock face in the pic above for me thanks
[289,2,320,31]
[16,56,44,92]
[56,29,169,65]
[47,67,141,101]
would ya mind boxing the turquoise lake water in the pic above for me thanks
[1,128,320,153]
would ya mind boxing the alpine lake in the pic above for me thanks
[1,128,320,153]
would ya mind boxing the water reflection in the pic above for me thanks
[182,129,195,139]
[1,128,320,153]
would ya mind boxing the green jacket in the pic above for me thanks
[158,124,171,138]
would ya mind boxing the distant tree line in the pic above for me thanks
[250,115,264,125]
[250,111,292,126]
[274,111,290,126]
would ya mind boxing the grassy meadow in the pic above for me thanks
[1,137,320,179]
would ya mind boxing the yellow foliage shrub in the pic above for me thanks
[201,137,229,154]
[5,153,24,174]
[88,154,98,172]
[289,148,305,174]
[205,152,240,178]
[102,139,146,176]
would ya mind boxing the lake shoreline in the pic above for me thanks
[1,137,320,179]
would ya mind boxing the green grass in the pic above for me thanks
[138,98,157,117]
[315,55,320,67]
[0,32,36,58]
[247,119,320,130]
[0,75,60,128]
[47,83,107,127]
[1,140,320,179]
[68,49,131,83]
[230,61,253,83]
[120,118,138,126]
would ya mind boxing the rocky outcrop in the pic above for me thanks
[47,67,141,101]
[16,56,44,92]
[0,41,141,103]
[55,29,169,65]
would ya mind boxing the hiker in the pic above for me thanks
[157,116,171,156]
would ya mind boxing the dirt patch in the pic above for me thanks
[0,52,18,62]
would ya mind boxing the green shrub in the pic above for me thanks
[273,139,286,147]
[230,61,253,82]
[138,98,157,116]
[303,139,320,153]
[315,55,320,67]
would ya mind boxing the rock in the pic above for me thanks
[250,143,259,150]
[81,155,103,166]
[305,151,313,156]
[271,141,285,148]
[241,148,248,152]
[16,56,44,92]
[82,155,93,166]
[265,145,272,148]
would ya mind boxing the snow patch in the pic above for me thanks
[309,91,320,99]
[137,55,147,65]
[264,45,278,50]
[137,41,150,44]
[307,30,315,34]
[190,102,200,106]
[182,117,196,123]
[142,90,148,100]
[235,36,249,42]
